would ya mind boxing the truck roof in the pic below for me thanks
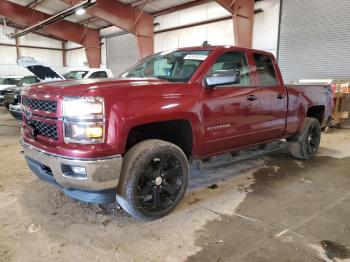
[173,45,275,57]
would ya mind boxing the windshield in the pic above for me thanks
[0,78,21,85]
[63,71,88,80]
[121,50,211,82]
[18,76,39,86]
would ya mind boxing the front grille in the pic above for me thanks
[28,120,58,140]
[23,97,57,112]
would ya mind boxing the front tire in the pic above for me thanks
[116,139,189,221]
[288,117,321,160]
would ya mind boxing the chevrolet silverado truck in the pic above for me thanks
[21,46,333,221]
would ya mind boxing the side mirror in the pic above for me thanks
[205,69,241,88]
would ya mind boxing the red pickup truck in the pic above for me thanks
[21,45,333,220]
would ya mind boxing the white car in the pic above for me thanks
[17,57,113,82]
[63,69,114,80]
[0,76,22,104]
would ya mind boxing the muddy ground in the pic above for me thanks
[0,107,350,262]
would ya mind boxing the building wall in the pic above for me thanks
[154,2,234,52]
[105,33,139,76]
[253,0,280,57]
[278,0,350,83]
[0,25,89,76]
[154,0,280,56]
[0,24,65,76]
[65,41,88,68]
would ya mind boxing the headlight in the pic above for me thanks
[63,97,104,120]
[62,97,105,144]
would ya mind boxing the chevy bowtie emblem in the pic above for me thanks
[23,108,32,119]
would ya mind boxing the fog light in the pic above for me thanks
[71,166,86,175]
[62,164,87,179]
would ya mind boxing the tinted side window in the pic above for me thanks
[207,52,251,86]
[89,71,108,78]
[253,53,277,86]
[22,76,39,85]
[4,78,19,85]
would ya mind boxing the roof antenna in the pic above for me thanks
[202,41,209,48]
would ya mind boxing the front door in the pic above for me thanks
[202,51,262,156]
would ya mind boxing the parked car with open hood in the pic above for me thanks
[7,57,114,120]
[3,75,40,120]
[0,76,22,104]
[4,75,40,108]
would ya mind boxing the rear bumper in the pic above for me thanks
[21,140,123,203]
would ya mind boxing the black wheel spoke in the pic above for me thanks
[158,155,167,167]
[142,165,156,179]
[141,183,153,197]
[136,181,153,200]
[308,144,313,154]
[163,181,178,195]
[163,165,181,178]
[153,189,161,209]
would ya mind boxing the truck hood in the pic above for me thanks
[25,78,170,97]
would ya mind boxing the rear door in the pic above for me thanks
[251,53,288,140]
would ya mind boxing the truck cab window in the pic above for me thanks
[253,53,277,86]
[207,52,251,86]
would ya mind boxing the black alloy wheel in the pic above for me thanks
[116,139,189,221]
[135,154,184,212]
[288,117,321,160]
[304,124,320,156]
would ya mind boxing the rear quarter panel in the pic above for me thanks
[285,85,333,135]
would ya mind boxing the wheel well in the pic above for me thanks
[125,120,193,159]
[307,106,325,124]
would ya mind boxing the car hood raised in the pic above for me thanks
[25,78,170,97]
[17,57,64,82]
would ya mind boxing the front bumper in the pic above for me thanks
[22,140,123,203]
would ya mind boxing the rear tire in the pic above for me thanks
[288,117,321,160]
[116,139,189,221]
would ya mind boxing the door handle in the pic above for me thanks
[277,93,285,99]
[247,95,257,101]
